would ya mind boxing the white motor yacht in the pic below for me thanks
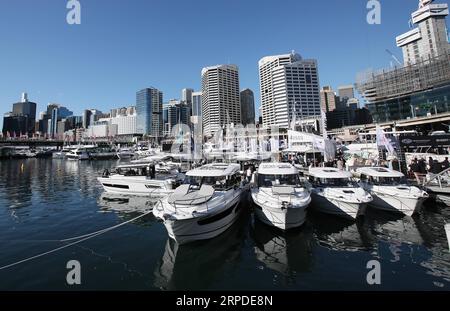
[355,167,428,216]
[251,163,311,230]
[97,163,183,196]
[117,148,136,159]
[308,167,372,219]
[65,148,90,160]
[153,163,248,245]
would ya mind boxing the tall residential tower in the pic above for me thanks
[258,52,321,128]
[396,0,449,64]
[201,64,240,137]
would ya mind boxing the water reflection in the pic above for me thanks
[250,219,315,277]
[98,192,158,214]
[153,209,250,290]
[307,211,374,253]
[413,204,450,283]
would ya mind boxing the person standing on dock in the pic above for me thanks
[410,158,421,184]
[441,157,449,171]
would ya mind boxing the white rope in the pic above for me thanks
[0,209,154,271]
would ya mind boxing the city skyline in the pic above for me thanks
[0,0,444,130]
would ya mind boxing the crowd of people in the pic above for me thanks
[409,156,450,183]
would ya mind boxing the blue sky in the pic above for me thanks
[0,0,446,128]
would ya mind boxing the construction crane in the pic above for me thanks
[386,49,402,66]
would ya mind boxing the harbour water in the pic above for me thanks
[1,158,450,290]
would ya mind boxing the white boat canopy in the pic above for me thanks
[186,163,241,177]
[308,167,353,179]
[356,167,404,178]
[257,163,299,175]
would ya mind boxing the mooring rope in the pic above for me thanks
[0,209,154,271]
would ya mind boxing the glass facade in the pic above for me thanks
[366,84,450,123]
[136,88,163,137]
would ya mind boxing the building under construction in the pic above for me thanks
[355,52,450,123]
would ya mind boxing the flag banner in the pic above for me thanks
[290,105,298,131]
[324,139,337,162]
[376,126,395,155]
[270,137,279,152]
[321,109,328,139]
[312,136,325,151]
[250,138,258,153]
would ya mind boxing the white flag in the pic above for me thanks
[321,110,328,139]
[376,126,395,155]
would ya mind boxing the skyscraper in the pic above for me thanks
[259,52,321,128]
[181,88,194,105]
[320,86,338,112]
[163,100,192,136]
[191,91,202,117]
[2,93,37,136]
[48,105,73,137]
[82,110,93,129]
[396,0,449,64]
[136,87,163,138]
[201,64,240,137]
[337,85,355,107]
[240,88,255,126]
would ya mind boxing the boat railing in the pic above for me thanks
[423,167,450,189]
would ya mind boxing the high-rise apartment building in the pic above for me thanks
[320,86,338,112]
[396,0,449,64]
[201,64,240,136]
[259,52,321,128]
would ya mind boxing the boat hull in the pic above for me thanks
[310,192,365,220]
[156,192,244,245]
[369,192,426,216]
[97,177,173,197]
[250,187,310,230]
[253,204,307,230]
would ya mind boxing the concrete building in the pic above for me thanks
[258,52,321,128]
[356,1,450,123]
[163,100,191,136]
[84,121,118,139]
[110,107,138,136]
[396,0,449,65]
[338,85,355,107]
[136,87,163,139]
[201,64,241,137]
[320,86,338,112]
[240,88,255,126]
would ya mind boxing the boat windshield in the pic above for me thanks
[310,177,357,188]
[258,174,302,187]
[372,176,407,186]
[183,174,241,191]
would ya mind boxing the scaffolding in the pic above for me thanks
[355,53,450,103]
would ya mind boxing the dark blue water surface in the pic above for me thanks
[0,158,449,290]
